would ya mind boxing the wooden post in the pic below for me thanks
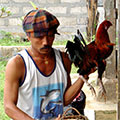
[117,0,120,119]
[86,0,99,42]
[103,0,117,79]
[117,57,120,119]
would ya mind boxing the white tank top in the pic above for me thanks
[17,48,67,120]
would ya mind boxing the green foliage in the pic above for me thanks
[0,31,30,46]
[94,22,97,29]
[53,40,68,45]
[0,7,11,18]
[71,64,78,73]
[116,37,118,45]
[29,1,38,10]
[92,34,96,41]
[0,61,10,120]
[0,30,90,46]
[0,30,69,46]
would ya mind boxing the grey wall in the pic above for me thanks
[0,0,88,41]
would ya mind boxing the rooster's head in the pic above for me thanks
[101,20,112,30]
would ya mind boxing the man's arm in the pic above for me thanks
[63,75,84,106]
[61,52,85,106]
[4,55,34,120]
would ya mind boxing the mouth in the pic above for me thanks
[40,45,51,50]
[39,46,52,53]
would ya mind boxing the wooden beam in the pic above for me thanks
[117,0,120,119]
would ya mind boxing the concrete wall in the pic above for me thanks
[0,46,65,60]
[0,0,88,41]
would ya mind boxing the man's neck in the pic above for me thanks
[28,47,54,60]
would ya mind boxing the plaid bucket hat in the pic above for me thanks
[23,9,60,37]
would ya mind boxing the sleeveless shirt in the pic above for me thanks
[17,48,67,120]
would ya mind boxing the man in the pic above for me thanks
[4,9,88,120]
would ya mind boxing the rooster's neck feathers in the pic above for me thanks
[95,20,112,44]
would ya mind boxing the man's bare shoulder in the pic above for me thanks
[5,55,25,79]
[7,55,24,68]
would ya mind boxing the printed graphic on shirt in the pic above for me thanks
[32,83,64,119]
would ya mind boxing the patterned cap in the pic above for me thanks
[23,9,60,37]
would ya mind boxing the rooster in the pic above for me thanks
[66,20,115,100]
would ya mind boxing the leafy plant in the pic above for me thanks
[29,1,38,10]
[0,30,30,46]
[0,30,70,46]
[0,61,10,120]
[53,40,68,45]
[0,7,11,18]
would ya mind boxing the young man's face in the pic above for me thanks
[28,32,55,55]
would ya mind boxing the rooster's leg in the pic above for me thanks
[96,77,99,86]
[98,78,106,101]
[79,75,96,97]
[98,60,107,101]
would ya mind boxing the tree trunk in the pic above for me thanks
[86,0,99,42]
[103,0,117,79]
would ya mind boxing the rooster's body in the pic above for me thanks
[66,20,115,100]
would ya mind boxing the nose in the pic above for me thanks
[42,36,49,45]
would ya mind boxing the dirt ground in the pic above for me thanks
[96,111,116,120]
[71,72,117,120]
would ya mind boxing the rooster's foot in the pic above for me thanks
[79,75,96,97]
[99,88,107,102]
[88,83,96,97]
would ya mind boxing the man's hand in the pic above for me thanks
[55,114,61,120]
